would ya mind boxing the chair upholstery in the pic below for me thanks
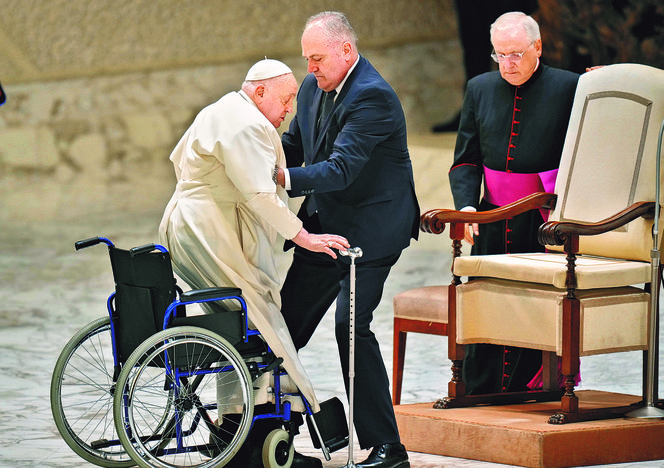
[547,65,664,262]
[420,63,664,423]
[392,286,448,405]
[453,252,651,289]
[456,278,648,355]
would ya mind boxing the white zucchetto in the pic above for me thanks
[245,59,293,81]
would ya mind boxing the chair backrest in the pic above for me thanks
[109,247,178,363]
[548,63,664,262]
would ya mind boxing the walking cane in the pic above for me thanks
[627,118,664,419]
[339,246,363,468]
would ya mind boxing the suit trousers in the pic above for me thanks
[280,244,402,449]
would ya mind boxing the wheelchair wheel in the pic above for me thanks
[262,428,294,468]
[114,326,254,468]
[50,316,134,467]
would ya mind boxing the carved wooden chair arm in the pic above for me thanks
[538,201,656,246]
[420,192,558,235]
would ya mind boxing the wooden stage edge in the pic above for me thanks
[395,390,664,468]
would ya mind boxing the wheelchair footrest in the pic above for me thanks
[307,397,349,453]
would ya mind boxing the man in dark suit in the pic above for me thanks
[275,11,419,468]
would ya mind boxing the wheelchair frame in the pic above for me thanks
[51,237,346,468]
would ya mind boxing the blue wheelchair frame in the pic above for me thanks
[70,236,332,465]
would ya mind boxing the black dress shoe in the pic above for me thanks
[356,443,410,468]
[292,450,323,467]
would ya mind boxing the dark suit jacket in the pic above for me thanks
[282,55,419,262]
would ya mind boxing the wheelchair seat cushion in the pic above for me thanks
[172,311,246,347]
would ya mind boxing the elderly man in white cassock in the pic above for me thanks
[159,59,348,468]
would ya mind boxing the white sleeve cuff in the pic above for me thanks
[283,168,292,190]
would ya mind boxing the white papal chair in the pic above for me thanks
[420,63,664,423]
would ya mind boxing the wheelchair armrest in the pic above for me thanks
[180,287,243,302]
[165,287,246,331]
[538,201,656,246]
[421,192,557,234]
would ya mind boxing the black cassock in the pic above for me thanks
[449,64,579,394]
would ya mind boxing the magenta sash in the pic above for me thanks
[483,166,558,221]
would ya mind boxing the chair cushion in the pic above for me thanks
[393,286,448,323]
[453,252,650,289]
[456,278,649,356]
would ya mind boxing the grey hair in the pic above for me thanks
[305,11,358,47]
[490,11,541,43]
[241,73,293,95]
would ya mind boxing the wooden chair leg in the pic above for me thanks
[542,351,558,391]
[561,291,581,414]
[393,319,407,405]
[446,281,465,399]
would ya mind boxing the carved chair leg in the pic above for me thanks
[392,321,407,405]
[561,377,579,413]
[446,280,465,398]
[561,294,581,413]
[438,229,467,408]
[448,359,465,396]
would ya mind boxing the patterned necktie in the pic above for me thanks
[317,90,336,134]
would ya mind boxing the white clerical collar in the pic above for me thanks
[333,56,360,96]
[238,89,256,107]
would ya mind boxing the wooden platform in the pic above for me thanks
[395,391,664,468]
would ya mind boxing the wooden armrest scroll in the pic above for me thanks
[420,192,557,234]
[538,201,656,246]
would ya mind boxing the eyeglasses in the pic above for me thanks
[491,42,534,63]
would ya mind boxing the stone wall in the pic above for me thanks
[0,1,463,216]
[0,40,461,177]
[0,0,457,84]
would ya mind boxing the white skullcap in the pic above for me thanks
[245,59,292,81]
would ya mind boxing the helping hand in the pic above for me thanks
[292,228,350,259]
[464,223,478,245]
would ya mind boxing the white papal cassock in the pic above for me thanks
[159,89,319,413]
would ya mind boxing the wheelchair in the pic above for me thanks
[50,237,348,468]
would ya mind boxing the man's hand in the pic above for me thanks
[276,167,285,187]
[460,206,478,245]
[464,223,479,245]
[291,228,350,259]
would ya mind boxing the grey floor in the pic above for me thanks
[1,139,663,468]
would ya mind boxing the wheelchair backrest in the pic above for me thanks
[109,246,179,364]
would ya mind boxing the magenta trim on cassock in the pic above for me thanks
[483,166,558,221]
[526,357,581,390]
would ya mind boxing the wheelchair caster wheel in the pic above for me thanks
[262,428,294,468]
